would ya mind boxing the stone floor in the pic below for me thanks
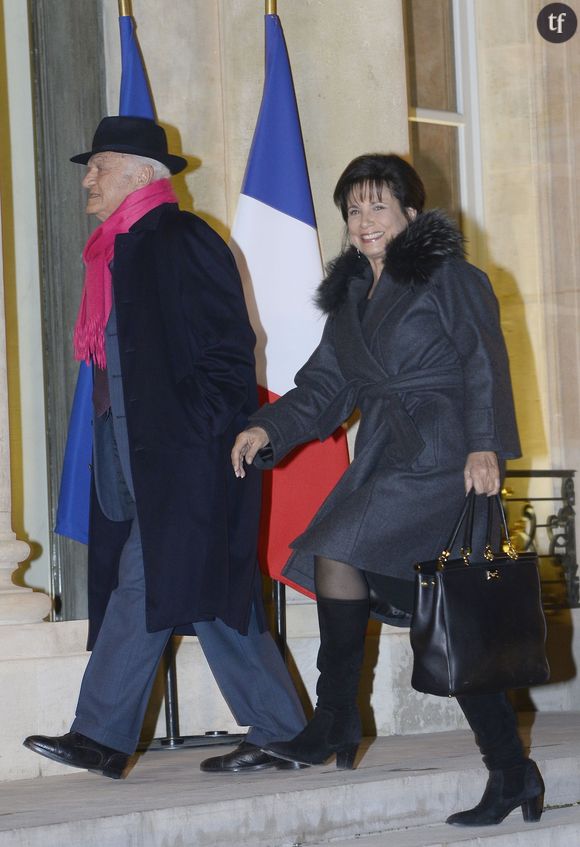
[1,712,580,847]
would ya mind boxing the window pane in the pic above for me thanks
[410,122,462,226]
[405,0,457,112]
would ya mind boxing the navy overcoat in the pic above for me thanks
[87,203,262,647]
[250,211,521,596]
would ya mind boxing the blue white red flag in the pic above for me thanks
[231,14,349,596]
[55,14,155,541]
[118,16,155,120]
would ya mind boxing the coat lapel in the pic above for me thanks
[333,269,417,383]
[361,273,413,347]
[333,274,389,383]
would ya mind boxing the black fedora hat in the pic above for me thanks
[70,116,187,174]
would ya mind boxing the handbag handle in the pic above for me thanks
[438,490,518,569]
[438,490,475,568]
[485,495,518,561]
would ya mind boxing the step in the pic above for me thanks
[1,713,579,847]
[307,805,580,847]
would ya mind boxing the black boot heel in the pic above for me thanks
[446,760,545,827]
[336,744,358,770]
[522,793,544,823]
[263,707,361,767]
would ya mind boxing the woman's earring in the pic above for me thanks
[356,248,361,258]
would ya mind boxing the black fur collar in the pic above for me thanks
[316,209,465,315]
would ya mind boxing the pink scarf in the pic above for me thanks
[73,179,178,367]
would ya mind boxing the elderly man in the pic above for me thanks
[24,116,305,777]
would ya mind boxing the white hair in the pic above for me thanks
[124,153,171,181]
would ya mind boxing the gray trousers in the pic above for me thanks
[71,513,305,753]
[72,308,305,754]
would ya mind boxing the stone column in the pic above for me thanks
[0,197,51,624]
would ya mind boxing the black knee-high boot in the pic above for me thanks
[446,692,545,826]
[263,597,369,769]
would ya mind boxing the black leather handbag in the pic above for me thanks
[410,490,550,697]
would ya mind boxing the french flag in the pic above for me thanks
[231,13,349,596]
[55,13,155,542]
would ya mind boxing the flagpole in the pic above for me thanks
[264,0,289,656]
[118,0,132,15]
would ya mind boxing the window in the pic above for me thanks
[404,0,484,261]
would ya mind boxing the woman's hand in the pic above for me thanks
[231,427,270,478]
[464,451,500,496]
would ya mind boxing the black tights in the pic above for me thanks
[314,556,369,601]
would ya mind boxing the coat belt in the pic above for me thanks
[357,366,463,465]
[361,365,463,398]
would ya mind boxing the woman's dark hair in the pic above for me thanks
[333,154,426,221]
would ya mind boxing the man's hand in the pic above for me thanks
[231,427,270,478]
[464,451,500,496]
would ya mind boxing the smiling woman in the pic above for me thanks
[230,151,545,827]
[345,187,415,289]
[334,153,424,295]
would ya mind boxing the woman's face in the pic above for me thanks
[346,183,413,267]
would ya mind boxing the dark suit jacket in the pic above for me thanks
[87,203,262,646]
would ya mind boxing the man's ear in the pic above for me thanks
[137,165,155,186]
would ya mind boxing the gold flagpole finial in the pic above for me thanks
[119,0,133,16]
[266,0,277,14]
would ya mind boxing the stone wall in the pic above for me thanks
[475,0,580,480]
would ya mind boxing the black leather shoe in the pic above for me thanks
[200,741,306,773]
[23,731,129,779]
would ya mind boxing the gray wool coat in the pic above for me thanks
[250,211,521,596]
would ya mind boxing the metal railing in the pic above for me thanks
[504,470,578,609]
